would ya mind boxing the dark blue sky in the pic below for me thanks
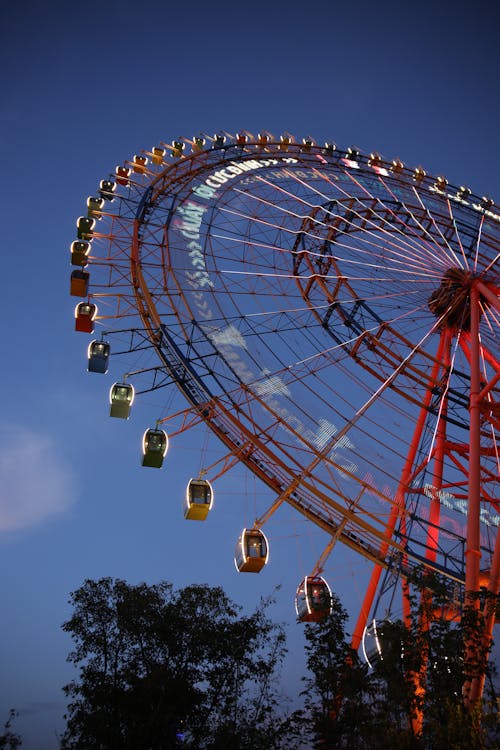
[0,1,499,747]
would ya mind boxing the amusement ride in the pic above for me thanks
[68,130,499,707]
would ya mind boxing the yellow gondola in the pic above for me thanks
[234,528,269,573]
[184,478,213,520]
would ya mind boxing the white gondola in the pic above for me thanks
[109,382,134,419]
[361,619,395,668]
[184,478,213,520]
[234,528,269,573]
[295,575,332,622]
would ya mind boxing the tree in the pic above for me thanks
[61,578,303,750]
[300,577,500,750]
[0,710,22,750]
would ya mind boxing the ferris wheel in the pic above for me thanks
[69,131,499,700]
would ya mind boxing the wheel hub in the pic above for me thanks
[428,268,475,330]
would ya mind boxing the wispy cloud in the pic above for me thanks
[0,424,78,532]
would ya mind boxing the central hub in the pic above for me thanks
[428,268,474,330]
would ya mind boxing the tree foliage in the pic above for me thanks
[300,578,500,750]
[0,710,22,750]
[61,578,302,750]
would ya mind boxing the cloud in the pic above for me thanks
[0,424,78,532]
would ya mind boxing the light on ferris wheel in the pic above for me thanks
[99,179,116,201]
[341,145,360,168]
[86,196,105,219]
[74,302,97,333]
[234,528,269,573]
[456,185,472,200]
[323,142,336,156]
[141,428,168,468]
[301,137,315,152]
[151,146,166,164]
[74,301,97,320]
[76,216,95,240]
[115,165,131,186]
[213,133,226,148]
[184,477,214,520]
[132,154,148,173]
[70,241,91,267]
[87,340,110,374]
[294,575,333,623]
[171,140,185,158]
[413,166,426,182]
[434,176,448,192]
[391,158,405,173]
[279,134,293,151]
[368,152,389,176]
[480,195,494,209]
[192,135,206,151]
[361,619,399,669]
[109,382,135,419]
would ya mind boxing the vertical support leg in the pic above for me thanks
[463,283,483,707]
[351,333,447,651]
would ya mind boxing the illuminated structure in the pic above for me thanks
[68,131,499,706]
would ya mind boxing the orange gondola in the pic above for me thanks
[70,269,90,297]
[234,528,269,573]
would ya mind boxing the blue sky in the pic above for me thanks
[1,1,499,747]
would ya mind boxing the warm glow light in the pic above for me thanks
[142,428,168,458]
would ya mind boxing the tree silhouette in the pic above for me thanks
[61,578,303,749]
[0,710,22,750]
[300,578,500,750]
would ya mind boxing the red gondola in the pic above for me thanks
[74,302,97,333]
[115,165,130,186]
[295,576,332,623]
